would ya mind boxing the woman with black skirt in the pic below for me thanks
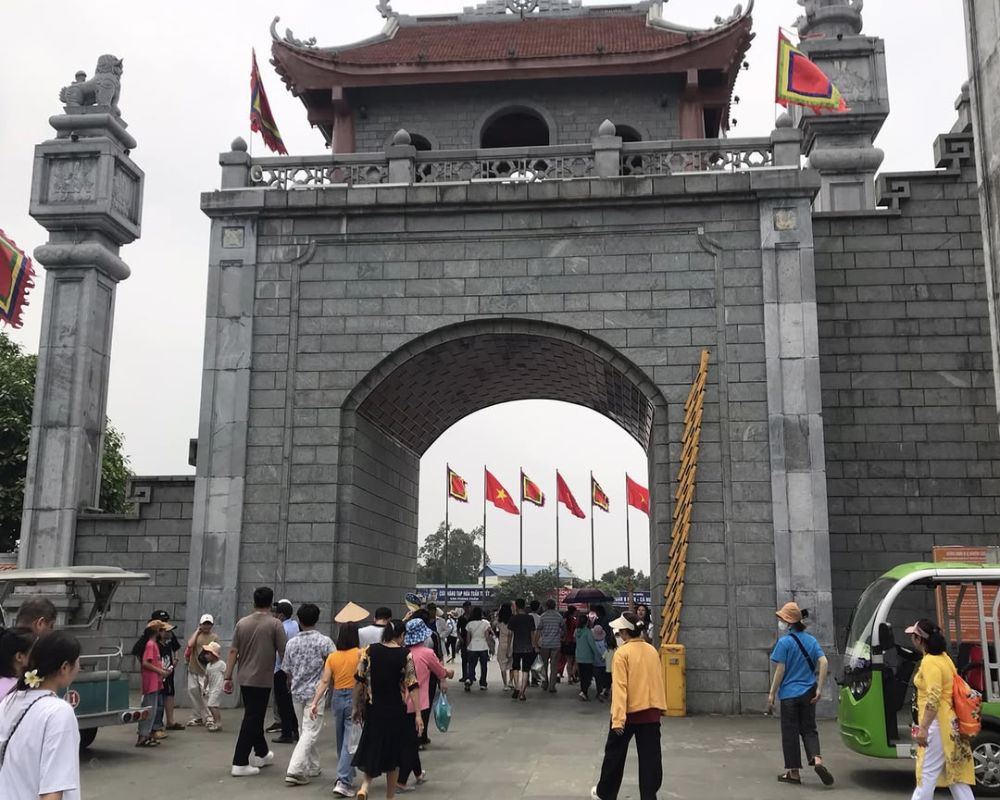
[351,619,423,800]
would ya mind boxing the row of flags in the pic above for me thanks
[447,466,650,519]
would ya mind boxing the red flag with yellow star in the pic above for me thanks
[485,469,519,515]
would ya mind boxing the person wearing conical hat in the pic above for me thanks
[767,602,834,787]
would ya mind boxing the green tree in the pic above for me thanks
[0,332,133,552]
[493,561,577,605]
[599,565,648,593]
[417,522,487,584]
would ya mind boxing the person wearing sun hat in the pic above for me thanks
[396,618,453,793]
[200,641,227,732]
[767,601,834,787]
[591,611,665,800]
[905,618,974,800]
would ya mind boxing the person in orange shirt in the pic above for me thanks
[591,612,666,800]
[311,618,364,798]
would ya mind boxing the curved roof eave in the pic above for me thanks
[271,13,753,92]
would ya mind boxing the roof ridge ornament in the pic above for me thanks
[464,0,582,17]
[269,16,317,49]
[508,0,539,17]
[714,4,744,26]
[377,0,396,20]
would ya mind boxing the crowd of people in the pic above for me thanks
[0,591,984,800]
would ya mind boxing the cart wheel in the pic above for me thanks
[79,727,98,751]
[974,730,1000,796]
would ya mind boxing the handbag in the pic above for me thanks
[953,672,983,737]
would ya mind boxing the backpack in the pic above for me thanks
[953,673,983,738]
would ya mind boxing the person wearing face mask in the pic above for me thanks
[767,602,833,786]
[590,612,666,800]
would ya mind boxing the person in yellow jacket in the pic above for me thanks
[906,618,975,800]
[590,612,666,800]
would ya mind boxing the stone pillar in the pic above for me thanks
[592,119,623,178]
[759,191,836,705]
[963,0,1000,431]
[20,57,143,569]
[793,0,889,211]
[386,129,416,184]
[185,139,260,649]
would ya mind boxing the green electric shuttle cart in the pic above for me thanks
[0,565,152,750]
[839,563,1000,794]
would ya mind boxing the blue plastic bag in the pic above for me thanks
[433,692,452,732]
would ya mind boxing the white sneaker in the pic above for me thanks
[591,787,602,800]
[231,765,260,777]
[250,750,275,767]
[332,783,356,797]
[186,718,204,727]
[285,774,310,785]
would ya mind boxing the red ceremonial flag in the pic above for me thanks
[592,477,610,513]
[556,472,586,519]
[448,467,468,503]
[775,31,849,114]
[485,469,519,515]
[250,49,288,155]
[626,474,650,515]
[0,230,35,329]
[521,471,545,507]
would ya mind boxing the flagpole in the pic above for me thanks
[482,466,488,593]
[519,469,524,576]
[626,473,634,611]
[555,470,561,586]
[444,464,450,607]
[590,471,596,584]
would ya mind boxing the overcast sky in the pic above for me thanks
[0,1,969,578]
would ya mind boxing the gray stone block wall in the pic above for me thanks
[73,476,194,687]
[210,168,823,714]
[352,76,681,152]
[815,134,1000,637]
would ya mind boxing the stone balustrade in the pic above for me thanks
[228,117,801,191]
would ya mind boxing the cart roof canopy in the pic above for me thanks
[0,566,150,583]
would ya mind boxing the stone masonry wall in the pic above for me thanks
[815,133,1000,636]
[351,76,681,152]
[206,167,823,714]
[73,476,194,686]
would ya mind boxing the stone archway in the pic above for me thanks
[332,318,669,616]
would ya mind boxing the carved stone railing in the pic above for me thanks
[414,144,596,183]
[234,117,802,191]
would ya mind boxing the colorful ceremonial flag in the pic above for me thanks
[775,31,849,114]
[592,477,610,512]
[448,466,468,503]
[556,472,586,519]
[0,230,35,329]
[521,471,545,507]
[250,49,288,155]
[485,469,519,515]
[626,474,650,515]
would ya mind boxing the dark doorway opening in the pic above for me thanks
[481,110,550,149]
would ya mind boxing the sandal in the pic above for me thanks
[135,737,159,747]
[814,764,834,786]
[777,773,801,784]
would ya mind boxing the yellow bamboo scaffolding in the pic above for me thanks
[661,350,710,645]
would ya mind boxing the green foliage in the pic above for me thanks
[417,522,487,584]
[598,566,648,593]
[0,332,133,552]
[493,560,577,605]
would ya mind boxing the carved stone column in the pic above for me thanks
[20,56,143,568]
[793,1,889,211]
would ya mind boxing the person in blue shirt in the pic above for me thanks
[767,602,834,787]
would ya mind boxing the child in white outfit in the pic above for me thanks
[200,642,226,732]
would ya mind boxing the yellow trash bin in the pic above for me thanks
[660,643,686,718]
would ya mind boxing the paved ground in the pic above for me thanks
[80,686,915,799]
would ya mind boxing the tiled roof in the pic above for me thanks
[331,15,690,66]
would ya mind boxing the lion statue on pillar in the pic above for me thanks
[59,54,124,116]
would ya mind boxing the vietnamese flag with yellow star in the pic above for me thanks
[485,469,519,515]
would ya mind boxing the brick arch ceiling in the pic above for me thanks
[357,333,655,455]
